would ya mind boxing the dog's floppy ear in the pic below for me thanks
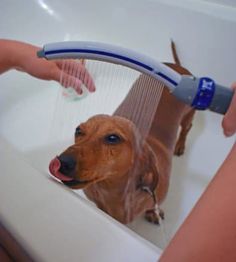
[135,141,159,193]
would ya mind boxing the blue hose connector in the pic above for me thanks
[191,77,215,110]
[172,76,233,114]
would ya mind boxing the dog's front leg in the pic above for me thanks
[145,207,165,225]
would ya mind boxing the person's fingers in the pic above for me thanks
[62,73,83,95]
[73,78,84,95]
[51,67,83,94]
[222,83,236,137]
[80,68,96,92]
[69,61,96,92]
[56,60,96,92]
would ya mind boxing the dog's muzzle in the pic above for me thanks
[49,155,76,182]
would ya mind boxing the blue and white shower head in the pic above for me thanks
[38,41,233,114]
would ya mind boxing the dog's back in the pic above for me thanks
[114,42,193,153]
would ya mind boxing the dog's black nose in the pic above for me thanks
[57,155,76,178]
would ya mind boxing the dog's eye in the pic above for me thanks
[75,126,84,137]
[104,134,122,144]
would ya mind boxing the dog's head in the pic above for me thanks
[49,114,159,194]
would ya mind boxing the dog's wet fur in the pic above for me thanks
[49,43,195,224]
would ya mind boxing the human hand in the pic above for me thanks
[222,83,236,137]
[15,42,96,94]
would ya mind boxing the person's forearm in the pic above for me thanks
[0,39,95,93]
[0,39,35,74]
[0,39,19,73]
[160,141,236,262]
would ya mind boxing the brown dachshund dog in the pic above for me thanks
[49,44,195,224]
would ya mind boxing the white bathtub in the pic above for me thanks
[1,0,236,260]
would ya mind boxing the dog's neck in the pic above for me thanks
[84,170,153,223]
[149,88,188,152]
[84,138,168,223]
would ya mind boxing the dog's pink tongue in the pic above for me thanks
[49,158,73,182]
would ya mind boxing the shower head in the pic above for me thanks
[38,41,233,114]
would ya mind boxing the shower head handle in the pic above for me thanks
[37,41,234,115]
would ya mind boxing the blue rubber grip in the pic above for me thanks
[173,76,233,115]
[191,77,215,110]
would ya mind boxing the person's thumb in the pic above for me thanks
[222,83,236,137]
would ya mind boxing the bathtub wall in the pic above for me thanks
[1,0,236,152]
[203,0,236,6]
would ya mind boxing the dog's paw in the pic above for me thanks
[145,209,164,225]
[174,141,185,156]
